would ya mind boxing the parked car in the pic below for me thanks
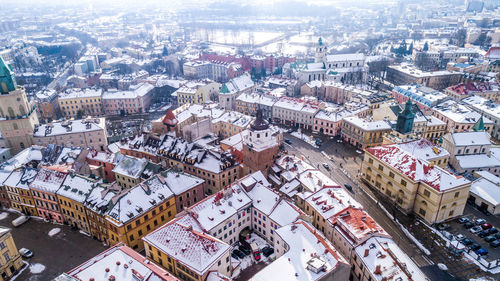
[489,227,498,234]
[476,248,488,256]
[481,223,493,230]
[437,224,450,231]
[232,252,239,260]
[233,249,245,259]
[11,216,29,227]
[478,230,490,238]
[469,243,481,251]
[464,222,475,229]
[455,234,465,241]
[458,217,470,224]
[461,238,473,246]
[470,226,482,234]
[262,246,274,257]
[239,246,251,256]
[490,240,500,248]
[315,139,323,146]
[18,248,33,258]
[250,243,261,261]
[475,218,487,225]
[485,235,497,243]
[495,233,500,240]
[322,163,330,170]
[344,183,353,192]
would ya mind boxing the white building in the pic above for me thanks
[470,171,500,215]
[219,73,255,110]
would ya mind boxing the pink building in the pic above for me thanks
[102,83,154,115]
[30,168,67,223]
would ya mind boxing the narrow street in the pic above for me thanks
[284,133,454,280]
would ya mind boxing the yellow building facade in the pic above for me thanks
[0,227,23,281]
[362,146,470,224]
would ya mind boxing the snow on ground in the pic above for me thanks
[470,277,496,281]
[0,212,8,220]
[290,132,318,148]
[79,230,90,237]
[29,263,46,274]
[48,228,61,237]
[247,233,269,250]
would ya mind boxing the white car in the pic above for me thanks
[455,234,465,241]
[470,226,482,234]
[19,248,33,258]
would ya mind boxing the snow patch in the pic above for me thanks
[79,230,91,237]
[10,261,28,280]
[48,228,61,237]
[290,132,318,148]
[29,263,46,274]
[398,223,431,255]
[0,212,8,221]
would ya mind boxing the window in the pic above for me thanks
[423,189,430,197]
[419,208,426,216]
[400,179,407,187]
[389,172,395,179]
[454,192,459,198]
[378,164,384,171]
[3,252,9,262]
[0,242,5,250]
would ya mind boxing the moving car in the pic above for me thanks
[19,248,33,258]
[344,183,353,192]
[322,163,330,170]
[284,139,292,145]
[11,216,29,227]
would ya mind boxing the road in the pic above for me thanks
[284,133,433,268]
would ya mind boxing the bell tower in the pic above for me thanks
[315,37,327,63]
[0,56,39,153]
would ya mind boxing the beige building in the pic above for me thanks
[0,227,24,281]
[341,116,392,149]
[0,57,39,154]
[33,118,107,151]
[362,143,471,224]
[173,80,220,106]
[386,63,462,90]
[212,111,253,139]
[58,88,103,118]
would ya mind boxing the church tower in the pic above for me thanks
[0,56,39,154]
[396,99,415,134]
[315,37,327,63]
[242,108,279,176]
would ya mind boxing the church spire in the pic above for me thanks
[472,115,485,132]
[0,56,16,94]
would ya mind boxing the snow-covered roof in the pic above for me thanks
[393,139,449,161]
[58,88,102,100]
[279,179,300,197]
[244,180,280,216]
[471,176,500,206]
[220,73,254,95]
[145,169,204,196]
[326,53,365,63]
[355,236,428,281]
[393,85,448,106]
[211,111,253,129]
[57,174,98,203]
[251,220,347,281]
[305,187,361,220]
[343,116,392,131]
[331,207,388,243]
[142,218,231,276]
[456,154,500,169]
[84,184,117,215]
[451,131,491,146]
[29,168,67,193]
[112,156,147,179]
[236,93,277,107]
[298,170,339,193]
[1,146,43,171]
[34,118,105,137]
[4,168,37,190]
[433,100,493,125]
[366,145,470,192]
[463,95,500,120]
[102,83,154,100]
[269,199,302,227]
[276,155,315,182]
[66,243,178,281]
[106,179,175,225]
